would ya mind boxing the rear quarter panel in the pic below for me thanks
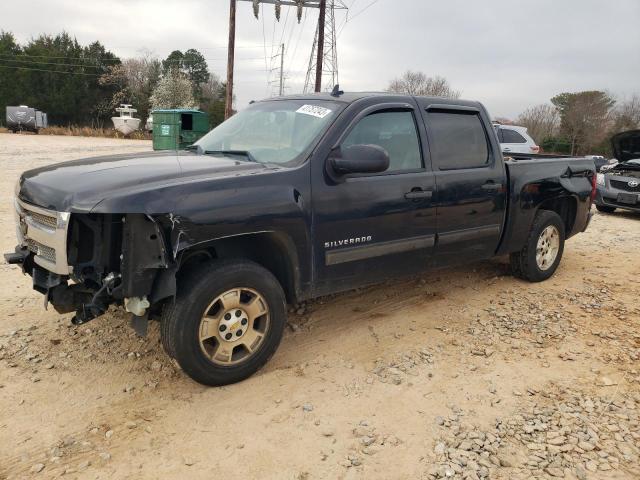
[497,158,594,255]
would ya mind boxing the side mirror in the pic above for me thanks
[330,144,390,175]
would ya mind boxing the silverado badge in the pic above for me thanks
[324,236,372,249]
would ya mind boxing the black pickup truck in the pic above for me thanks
[6,92,595,386]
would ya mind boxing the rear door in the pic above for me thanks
[500,127,530,154]
[420,105,507,265]
[311,100,437,296]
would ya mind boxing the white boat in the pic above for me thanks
[145,113,153,132]
[111,104,141,135]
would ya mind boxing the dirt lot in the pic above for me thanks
[0,133,639,480]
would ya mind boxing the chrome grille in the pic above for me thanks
[610,179,640,192]
[28,211,57,229]
[25,238,56,263]
[14,198,70,275]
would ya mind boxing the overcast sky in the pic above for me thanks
[3,0,640,118]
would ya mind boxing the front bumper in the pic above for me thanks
[12,198,72,275]
[595,189,640,212]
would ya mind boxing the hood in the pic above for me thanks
[18,150,270,213]
[611,130,640,163]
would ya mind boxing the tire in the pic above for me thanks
[161,259,286,386]
[510,210,565,283]
[596,204,616,213]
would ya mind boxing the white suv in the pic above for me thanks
[494,125,540,154]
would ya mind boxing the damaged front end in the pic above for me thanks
[5,201,176,333]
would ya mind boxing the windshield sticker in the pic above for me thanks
[296,104,333,119]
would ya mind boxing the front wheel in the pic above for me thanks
[161,259,286,386]
[510,210,565,282]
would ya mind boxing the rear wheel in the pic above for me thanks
[510,210,565,282]
[596,204,616,213]
[161,259,286,386]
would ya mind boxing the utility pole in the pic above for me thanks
[228,2,346,110]
[279,43,285,96]
[314,0,326,92]
[268,43,286,97]
[225,0,236,119]
[304,0,341,93]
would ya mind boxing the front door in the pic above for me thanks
[311,102,437,296]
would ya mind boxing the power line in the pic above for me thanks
[341,0,378,28]
[336,0,357,35]
[269,7,280,71]
[0,64,104,76]
[110,44,276,50]
[285,8,308,77]
[275,7,291,68]
[0,62,268,77]
[0,53,264,63]
[284,11,299,57]
[261,4,269,78]
[0,53,121,62]
[336,0,378,39]
[0,58,111,69]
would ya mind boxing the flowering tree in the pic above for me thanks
[150,71,197,109]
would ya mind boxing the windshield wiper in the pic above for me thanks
[204,150,257,163]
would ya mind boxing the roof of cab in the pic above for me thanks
[258,91,483,109]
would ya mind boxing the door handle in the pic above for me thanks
[481,182,503,191]
[404,188,433,200]
[503,147,511,152]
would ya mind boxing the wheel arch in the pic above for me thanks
[176,231,301,304]
[537,195,577,238]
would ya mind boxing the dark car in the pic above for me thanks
[5,92,595,386]
[595,130,640,214]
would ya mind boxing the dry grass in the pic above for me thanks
[41,126,151,140]
[1,126,150,140]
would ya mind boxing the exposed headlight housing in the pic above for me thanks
[596,173,605,186]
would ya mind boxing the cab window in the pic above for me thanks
[427,111,490,170]
[342,110,423,172]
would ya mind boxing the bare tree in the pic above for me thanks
[199,74,228,128]
[516,104,560,143]
[387,71,460,99]
[611,95,640,133]
[120,53,161,123]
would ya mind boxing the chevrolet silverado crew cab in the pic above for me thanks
[5,92,596,386]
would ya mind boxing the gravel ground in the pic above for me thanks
[0,133,639,480]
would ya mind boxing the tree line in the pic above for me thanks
[0,31,227,129]
[516,92,639,156]
[388,70,640,157]
[2,34,638,155]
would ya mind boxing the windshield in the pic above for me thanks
[194,100,341,165]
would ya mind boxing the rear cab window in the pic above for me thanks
[426,110,490,170]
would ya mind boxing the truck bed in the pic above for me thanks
[497,156,595,256]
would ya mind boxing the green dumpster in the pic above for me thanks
[151,109,209,150]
